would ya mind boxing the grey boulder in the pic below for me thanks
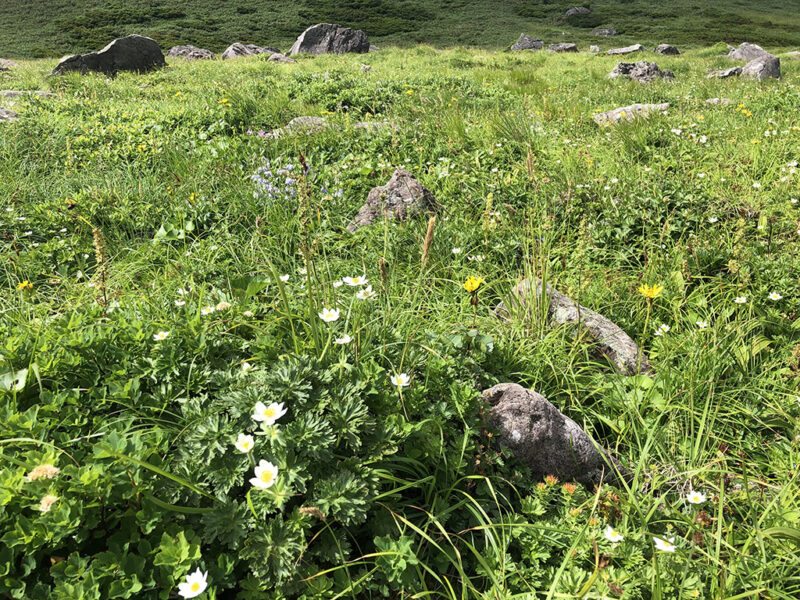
[495,278,653,375]
[51,35,166,76]
[1,59,19,71]
[589,45,601,53]
[610,61,674,83]
[289,23,370,55]
[485,383,628,487]
[742,54,780,80]
[727,42,770,61]
[594,102,669,126]
[606,44,645,56]
[655,44,680,55]
[268,53,297,64]
[221,43,279,60]
[348,168,437,233]
[592,28,617,36]
[0,108,18,122]
[511,34,544,51]
[565,6,591,16]
[707,66,742,78]
[548,43,578,53]
[167,45,214,60]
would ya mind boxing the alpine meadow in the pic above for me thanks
[1,1,800,600]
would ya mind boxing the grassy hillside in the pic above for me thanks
[0,0,799,58]
[2,47,800,598]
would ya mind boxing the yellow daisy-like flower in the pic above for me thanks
[464,276,485,293]
[16,280,33,291]
[638,283,664,299]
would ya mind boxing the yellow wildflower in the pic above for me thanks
[638,283,664,299]
[16,280,33,291]
[464,276,484,293]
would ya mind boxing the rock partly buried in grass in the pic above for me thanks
[594,102,669,126]
[495,278,653,376]
[705,97,732,105]
[655,44,680,55]
[741,54,780,80]
[727,42,770,61]
[707,66,742,79]
[347,168,437,233]
[548,43,579,53]
[592,28,617,36]
[484,383,629,487]
[289,23,370,55]
[167,45,214,60]
[511,34,544,51]
[1,59,19,71]
[51,35,166,76]
[221,43,279,60]
[1,90,55,98]
[607,44,646,56]
[369,44,380,52]
[589,45,601,53]
[0,108,18,122]
[268,116,393,139]
[786,51,800,59]
[609,61,674,83]
[268,53,297,64]
[565,6,591,16]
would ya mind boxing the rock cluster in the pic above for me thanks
[484,383,628,487]
[592,28,617,36]
[289,23,370,55]
[548,43,578,53]
[609,61,674,83]
[511,34,544,51]
[167,45,214,61]
[221,43,279,60]
[594,102,669,126]
[348,169,437,233]
[51,35,166,76]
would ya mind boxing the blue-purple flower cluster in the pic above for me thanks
[251,160,297,201]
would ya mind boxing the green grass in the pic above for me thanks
[1,47,800,599]
[0,0,799,58]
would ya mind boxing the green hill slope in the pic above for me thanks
[1,0,798,58]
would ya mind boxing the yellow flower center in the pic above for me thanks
[190,582,200,592]
[264,408,275,418]
[260,471,273,483]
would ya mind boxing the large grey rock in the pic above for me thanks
[594,102,669,126]
[592,28,617,36]
[495,278,653,375]
[348,169,437,233]
[221,43,279,60]
[511,34,544,51]
[51,35,165,76]
[289,23,370,55]
[707,66,742,79]
[0,108,18,122]
[607,44,645,56]
[484,383,628,487]
[727,42,769,61]
[655,44,680,55]
[610,61,674,83]
[1,59,19,71]
[167,45,214,61]
[742,54,780,80]
[565,6,591,16]
[548,43,578,53]
[1,90,55,99]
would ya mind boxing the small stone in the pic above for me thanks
[484,383,628,487]
[707,66,742,79]
[221,43,279,60]
[511,34,544,51]
[0,108,18,122]
[705,97,732,105]
[592,28,617,36]
[606,44,645,56]
[268,53,297,64]
[589,45,601,53]
[655,44,680,55]
[741,54,780,80]
[0,59,19,71]
[347,168,438,233]
[548,43,578,53]
[594,102,669,126]
[565,6,591,16]
[369,44,380,52]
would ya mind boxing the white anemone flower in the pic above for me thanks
[768,291,783,301]
[234,433,255,453]
[687,490,707,504]
[734,296,747,304]
[250,459,278,489]
[252,401,287,425]
[175,300,186,307]
[696,321,709,329]
[604,525,624,543]
[653,536,676,552]
[319,308,340,322]
[452,247,462,255]
[177,568,208,599]
[343,275,368,286]
[391,373,411,387]
[356,285,377,300]
[201,306,215,316]
[153,331,170,341]
[334,334,352,345]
